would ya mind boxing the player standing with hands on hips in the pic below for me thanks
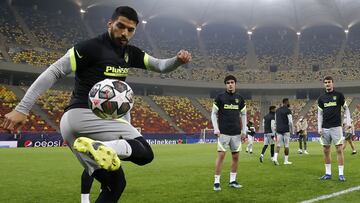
[211,75,247,191]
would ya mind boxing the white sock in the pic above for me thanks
[274,153,278,161]
[81,194,90,203]
[230,172,237,182]
[102,140,132,159]
[338,165,344,176]
[325,164,331,175]
[214,175,220,184]
[284,155,289,162]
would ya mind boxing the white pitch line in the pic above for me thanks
[299,185,360,203]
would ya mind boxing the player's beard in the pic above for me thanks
[110,30,128,47]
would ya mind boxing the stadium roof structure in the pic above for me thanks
[73,0,360,31]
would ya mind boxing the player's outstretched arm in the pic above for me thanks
[1,51,72,132]
[145,50,192,73]
[1,110,27,132]
[176,50,192,64]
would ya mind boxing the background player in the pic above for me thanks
[296,116,309,154]
[260,106,276,163]
[211,75,247,191]
[273,98,294,165]
[318,76,351,182]
[343,117,357,155]
[246,120,256,154]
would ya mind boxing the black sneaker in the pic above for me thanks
[213,183,221,191]
[228,181,242,189]
[259,156,264,163]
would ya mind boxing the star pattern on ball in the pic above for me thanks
[91,91,108,111]
[108,88,126,108]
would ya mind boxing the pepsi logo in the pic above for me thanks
[24,140,33,147]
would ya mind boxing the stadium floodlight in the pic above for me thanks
[196,27,202,31]
[247,31,253,35]
[80,9,86,13]
[344,29,349,34]
[296,32,301,36]
[142,20,147,24]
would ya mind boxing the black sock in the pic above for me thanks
[81,169,94,194]
[270,144,275,157]
[261,145,268,155]
[92,168,126,203]
[123,137,154,166]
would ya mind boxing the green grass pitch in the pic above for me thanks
[0,142,359,203]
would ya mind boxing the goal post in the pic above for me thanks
[200,128,215,143]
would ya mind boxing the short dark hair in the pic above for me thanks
[269,106,276,112]
[111,6,139,24]
[282,98,289,104]
[323,75,333,82]
[224,75,237,84]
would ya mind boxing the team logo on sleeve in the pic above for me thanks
[124,52,129,63]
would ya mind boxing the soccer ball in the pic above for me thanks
[88,79,134,119]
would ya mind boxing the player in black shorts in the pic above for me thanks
[2,6,191,202]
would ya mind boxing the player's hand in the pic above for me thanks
[214,131,220,137]
[1,110,27,132]
[318,129,323,136]
[176,50,192,64]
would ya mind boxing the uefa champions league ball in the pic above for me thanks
[88,79,134,119]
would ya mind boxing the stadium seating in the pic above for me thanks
[37,89,71,125]
[17,7,88,50]
[131,96,177,133]
[9,48,62,67]
[0,85,55,132]
[0,2,31,45]
[151,95,212,134]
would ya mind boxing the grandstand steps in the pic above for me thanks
[197,37,212,69]
[246,38,258,69]
[0,34,12,61]
[335,37,347,68]
[9,5,41,48]
[349,97,360,115]
[259,99,271,131]
[143,31,161,57]
[299,99,315,118]
[294,38,299,62]
[7,85,60,132]
[188,96,210,120]
[82,18,96,38]
[142,96,184,133]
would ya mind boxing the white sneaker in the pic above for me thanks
[284,161,292,165]
[304,150,309,154]
[273,160,279,165]
[298,149,303,154]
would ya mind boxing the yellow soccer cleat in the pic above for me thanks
[74,137,121,171]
